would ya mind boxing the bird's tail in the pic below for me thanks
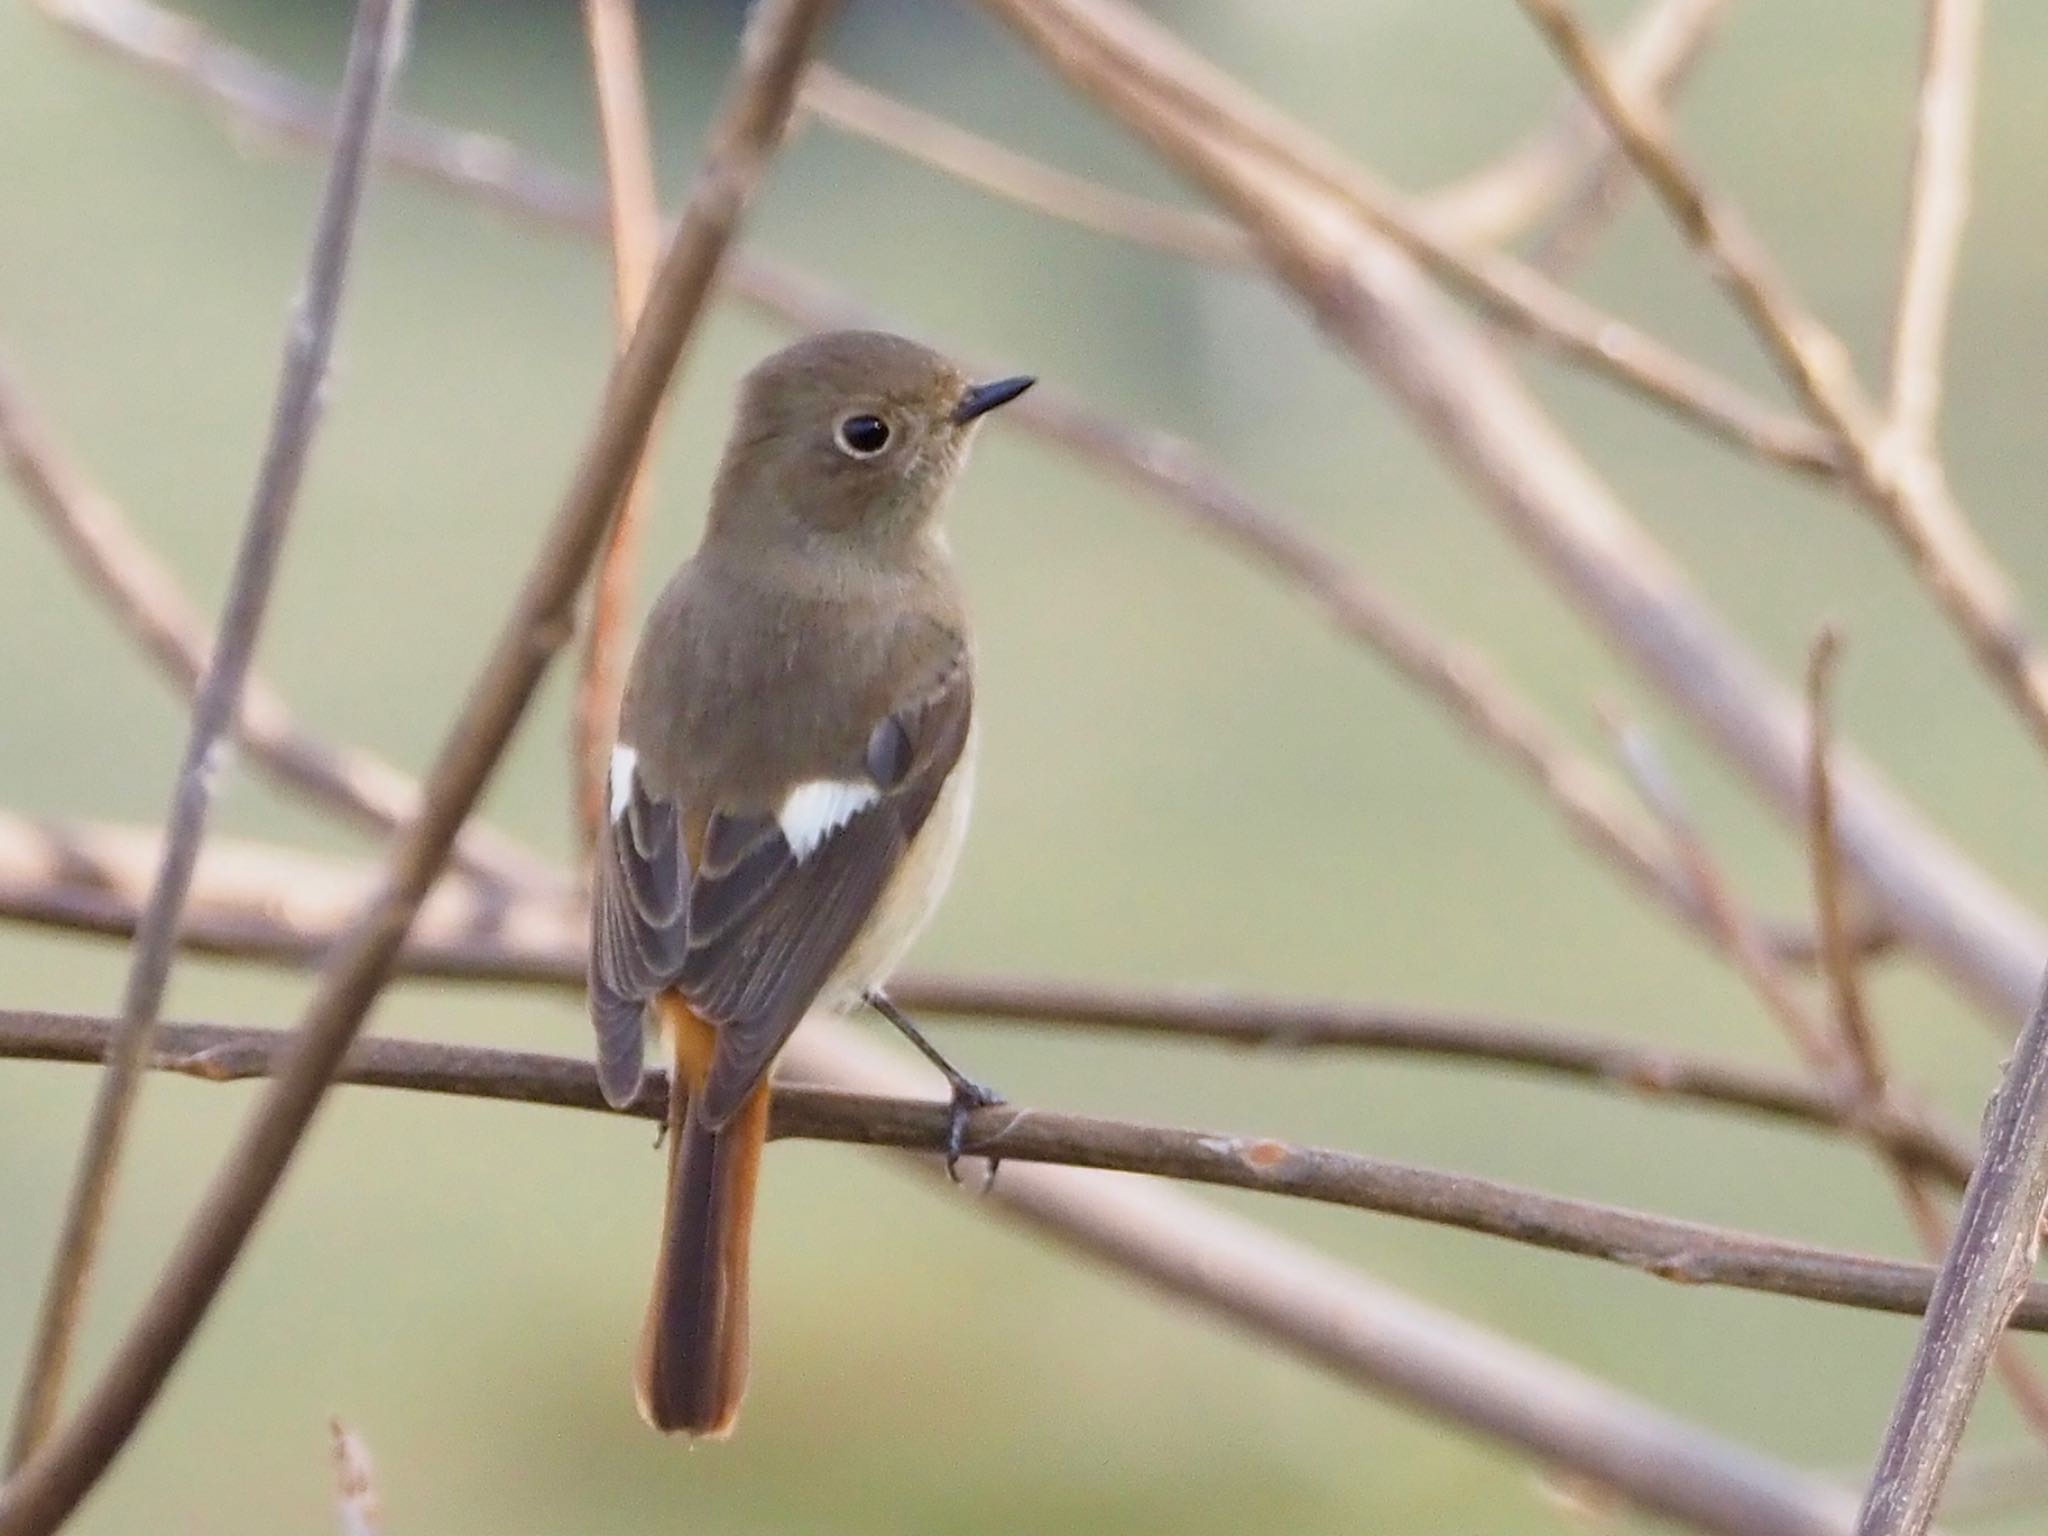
[634,996,769,1438]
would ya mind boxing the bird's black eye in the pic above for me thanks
[835,413,891,458]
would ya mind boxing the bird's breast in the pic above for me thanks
[824,723,978,1009]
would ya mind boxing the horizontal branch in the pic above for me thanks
[0,811,1980,1182]
[3,1007,2037,1334]
[800,65,1251,265]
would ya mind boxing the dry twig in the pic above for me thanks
[571,0,666,852]
[1886,0,1981,457]
[5,0,417,1473]
[1608,713,1845,1073]
[1426,0,1728,245]
[972,0,2048,1024]
[32,0,1913,986]
[6,1008,2037,1348]
[1806,634,2048,1442]
[1515,0,2048,772]
[0,812,1977,1183]
[792,1017,1865,1536]
[1855,975,2048,1534]
[801,65,1249,266]
[0,1,838,1527]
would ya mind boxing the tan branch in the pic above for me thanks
[1517,0,2048,772]
[0,811,1976,1184]
[1855,975,2048,1533]
[973,0,2047,1025]
[31,0,1918,985]
[6,0,417,1475]
[0,0,838,1528]
[801,65,1250,265]
[1887,0,1982,456]
[3,1007,2035,1338]
[1427,0,1728,245]
[1806,631,2048,1447]
[572,0,666,853]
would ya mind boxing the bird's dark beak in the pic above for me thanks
[951,375,1036,425]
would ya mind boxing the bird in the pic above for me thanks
[587,328,1034,1438]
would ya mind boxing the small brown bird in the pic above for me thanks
[588,329,1033,1437]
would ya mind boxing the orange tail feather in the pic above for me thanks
[635,998,768,1437]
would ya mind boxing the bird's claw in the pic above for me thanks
[944,1077,1006,1190]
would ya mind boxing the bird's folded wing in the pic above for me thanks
[589,659,972,1122]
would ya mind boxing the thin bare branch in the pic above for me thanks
[0,2,836,1528]
[1522,136,1639,281]
[43,0,1841,479]
[0,811,1981,1184]
[1513,0,1877,435]
[1856,973,2048,1535]
[1516,0,2048,772]
[1609,691,2048,1450]
[1806,631,2048,1444]
[1427,0,1728,245]
[572,0,665,854]
[816,1019,1865,1536]
[30,0,1920,988]
[987,0,1842,476]
[974,0,2048,1023]
[5,0,416,1473]
[1887,0,1982,457]
[0,349,557,892]
[2,998,1864,1535]
[3,1007,2036,1340]
[801,65,1250,265]
[1806,630,1886,1085]
[1608,712,1846,1072]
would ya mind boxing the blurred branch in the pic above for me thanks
[25,0,1918,981]
[0,1,838,1529]
[1806,632,1886,1085]
[572,0,665,855]
[1887,0,1981,458]
[800,65,1251,265]
[0,348,558,893]
[5,0,416,1476]
[0,811,1978,1183]
[1609,713,1847,1073]
[1517,0,2048,774]
[1425,0,1727,245]
[329,1419,381,1536]
[1615,648,2048,1448]
[38,0,1836,478]
[972,0,2048,1025]
[801,1025,1866,1536]
[6,1006,2040,1335]
[1856,972,2048,1535]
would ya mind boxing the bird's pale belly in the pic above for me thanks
[821,724,976,1012]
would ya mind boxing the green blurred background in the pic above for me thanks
[5,1,2048,1531]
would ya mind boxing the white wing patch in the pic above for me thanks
[608,745,638,824]
[778,778,879,861]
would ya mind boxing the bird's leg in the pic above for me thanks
[865,989,1004,1185]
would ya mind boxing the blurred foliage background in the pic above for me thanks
[5,1,2048,1531]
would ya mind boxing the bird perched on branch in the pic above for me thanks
[588,329,1033,1437]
